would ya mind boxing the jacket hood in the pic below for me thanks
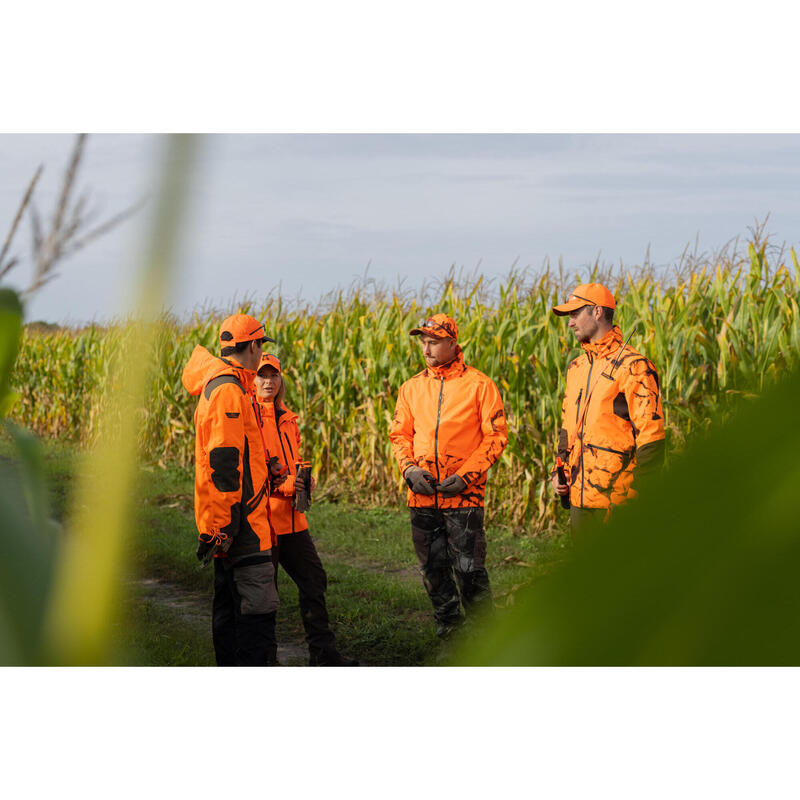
[182,345,254,396]
[425,347,467,379]
[581,325,624,360]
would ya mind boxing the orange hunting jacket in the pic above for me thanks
[256,399,309,536]
[390,349,508,509]
[182,346,275,557]
[557,325,665,510]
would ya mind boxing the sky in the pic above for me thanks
[1,133,799,324]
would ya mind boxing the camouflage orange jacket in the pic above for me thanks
[390,349,508,509]
[182,346,275,557]
[557,325,665,510]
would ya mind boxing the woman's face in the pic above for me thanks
[255,366,281,400]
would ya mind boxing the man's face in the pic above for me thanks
[239,339,263,371]
[419,334,457,367]
[568,304,601,343]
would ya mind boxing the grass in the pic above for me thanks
[4,434,572,666]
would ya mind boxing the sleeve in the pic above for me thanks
[275,419,301,497]
[625,358,666,479]
[388,383,417,476]
[197,384,246,537]
[455,378,508,486]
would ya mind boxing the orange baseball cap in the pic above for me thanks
[257,353,282,374]
[409,313,458,341]
[219,313,276,345]
[552,283,616,316]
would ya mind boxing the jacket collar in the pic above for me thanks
[581,325,624,360]
[425,348,467,379]
[221,355,256,393]
[258,398,298,424]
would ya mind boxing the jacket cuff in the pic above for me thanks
[275,474,297,497]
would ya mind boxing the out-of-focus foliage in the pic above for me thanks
[0,289,59,663]
[455,366,800,665]
[12,236,800,531]
[0,135,196,665]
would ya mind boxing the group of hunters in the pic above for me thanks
[181,282,665,666]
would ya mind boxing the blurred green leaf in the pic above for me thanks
[457,367,800,665]
[0,424,58,665]
[0,288,22,407]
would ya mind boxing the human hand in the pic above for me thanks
[268,456,289,488]
[404,466,436,495]
[551,473,569,496]
[196,531,232,565]
[436,474,467,497]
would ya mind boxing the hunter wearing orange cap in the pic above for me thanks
[253,352,357,666]
[181,312,280,666]
[551,283,665,530]
[390,313,508,638]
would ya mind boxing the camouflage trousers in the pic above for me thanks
[409,506,492,629]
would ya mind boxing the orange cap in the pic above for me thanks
[219,313,276,345]
[257,353,282,374]
[552,283,616,316]
[409,313,458,341]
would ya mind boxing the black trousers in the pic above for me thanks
[409,506,492,627]
[273,529,337,660]
[212,555,279,666]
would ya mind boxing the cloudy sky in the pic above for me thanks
[1,133,798,324]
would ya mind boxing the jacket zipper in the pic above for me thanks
[575,388,583,423]
[275,415,294,534]
[433,376,445,510]
[579,355,593,508]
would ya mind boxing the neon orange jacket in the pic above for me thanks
[390,349,508,509]
[557,325,665,510]
[256,398,309,536]
[182,346,275,556]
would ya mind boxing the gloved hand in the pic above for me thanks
[196,531,233,565]
[404,466,436,495]
[436,474,467,498]
[268,456,289,489]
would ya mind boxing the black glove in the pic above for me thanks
[436,474,467,498]
[268,456,289,490]
[196,531,232,565]
[404,466,436,495]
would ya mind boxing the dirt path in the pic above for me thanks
[135,577,310,666]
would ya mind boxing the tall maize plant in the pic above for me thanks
[12,239,800,533]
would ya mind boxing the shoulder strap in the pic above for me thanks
[204,374,245,401]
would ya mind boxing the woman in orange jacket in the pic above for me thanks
[254,353,357,666]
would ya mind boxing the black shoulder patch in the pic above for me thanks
[204,374,245,401]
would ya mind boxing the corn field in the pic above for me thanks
[12,237,800,533]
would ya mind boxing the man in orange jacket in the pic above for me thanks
[182,313,279,666]
[390,313,508,638]
[551,283,665,530]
